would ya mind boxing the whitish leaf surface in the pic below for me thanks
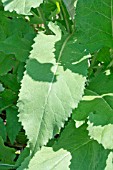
[28,147,71,170]
[105,152,113,170]
[87,121,113,150]
[73,73,113,126]
[76,0,113,51]
[2,0,43,15]
[18,23,89,155]
[27,121,109,170]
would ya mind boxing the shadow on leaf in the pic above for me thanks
[26,58,56,82]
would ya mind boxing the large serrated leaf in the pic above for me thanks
[18,22,89,155]
[27,121,109,170]
[2,0,43,15]
[73,73,113,126]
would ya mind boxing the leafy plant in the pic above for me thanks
[0,0,113,169]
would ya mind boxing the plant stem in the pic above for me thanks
[60,1,71,34]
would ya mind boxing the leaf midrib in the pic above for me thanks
[32,32,74,155]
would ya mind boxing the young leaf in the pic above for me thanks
[18,22,89,155]
[2,0,43,15]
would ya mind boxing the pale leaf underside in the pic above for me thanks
[18,23,89,155]
[2,0,43,15]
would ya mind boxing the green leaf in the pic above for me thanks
[17,156,31,170]
[27,121,109,170]
[0,73,20,92]
[2,0,44,15]
[17,62,25,83]
[73,73,113,126]
[76,0,113,51]
[96,47,111,64]
[18,23,89,155]
[0,118,6,141]
[0,16,35,62]
[0,136,16,164]
[0,52,16,76]
[0,89,18,112]
[6,107,21,144]
[15,147,30,169]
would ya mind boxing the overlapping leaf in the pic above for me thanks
[27,121,109,170]
[87,121,113,150]
[2,0,43,15]
[18,22,89,155]
[73,73,113,125]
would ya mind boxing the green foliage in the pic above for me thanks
[0,0,113,169]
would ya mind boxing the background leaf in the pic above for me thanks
[6,107,21,144]
[76,0,113,51]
